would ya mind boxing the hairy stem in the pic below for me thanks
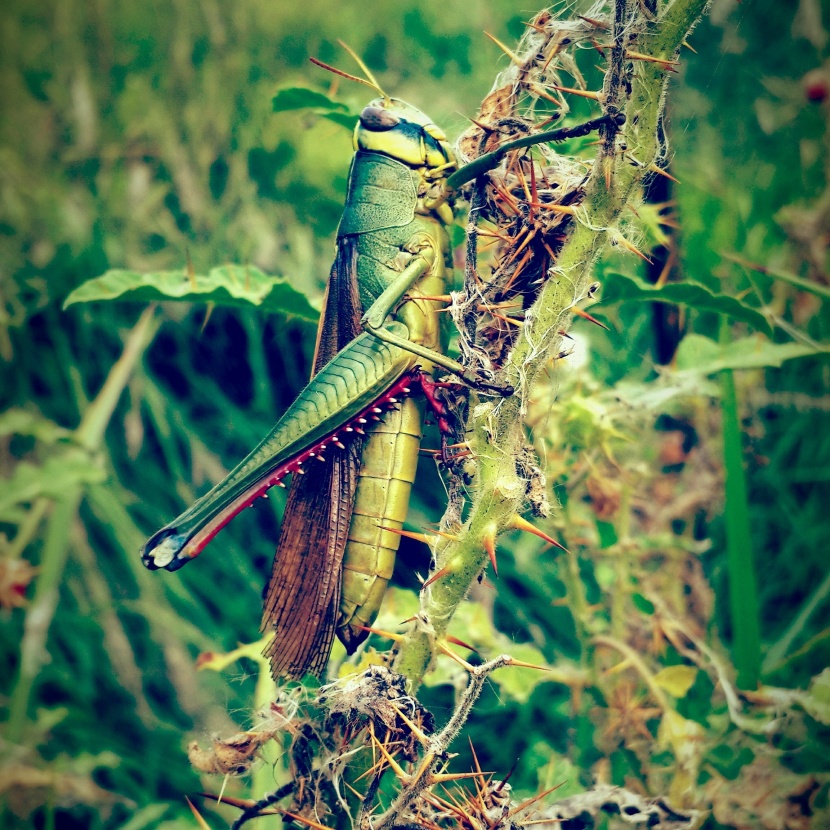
[394,0,711,687]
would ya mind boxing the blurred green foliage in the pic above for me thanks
[1,0,829,828]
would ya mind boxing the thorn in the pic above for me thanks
[568,305,610,331]
[281,810,335,830]
[262,493,269,500]
[358,418,368,424]
[422,793,472,824]
[483,31,523,66]
[548,83,603,101]
[422,564,452,590]
[354,428,365,435]
[277,480,287,488]
[431,771,490,784]
[354,624,404,643]
[444,634,477,652]
[369,731,408,780]
[681,39,697,53]
[505,782,566,820]
[490,312,524,327]
[389,703,431,745]
[402,386,411,394]
[482,532,498,576]
[528,82,566,107]
[295,466,306,475]
[469,737,483,777]
[626,50,679,69]
[508,515,569,552]
[372,407,383,414]
[315,454,326,462]
[343,781,365,802]
[437,640,474,671]
[647,163,681,184]
[613,234,653,264]
[378,526,437,546]
[199,302,214,334]
[185,798,212,830]
[504,655,551,672]
[493,758,519,793]
[334,441,346,449]
[578,14,609,29]
[535,202,577,215]
[198,793,279,813]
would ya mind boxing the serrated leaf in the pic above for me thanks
[599,271,774,336]
[653,665,697,698]
[272,86,349,113]
[63,265,319,322]
[675,333,821,374]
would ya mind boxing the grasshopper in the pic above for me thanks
[142,54,617,679]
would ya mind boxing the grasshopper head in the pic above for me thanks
[355,98,456,172]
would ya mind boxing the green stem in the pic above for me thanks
[7,489,83,744]
[720,325,761,689]
[762,568,830,676]
[75,306,160,451]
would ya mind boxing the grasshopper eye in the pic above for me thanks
[359,106,400,131]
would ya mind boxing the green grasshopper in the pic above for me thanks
[142,54,617,679]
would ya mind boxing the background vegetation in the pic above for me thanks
[1,0,828,828]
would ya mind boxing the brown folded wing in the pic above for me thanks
[262,239,366,679]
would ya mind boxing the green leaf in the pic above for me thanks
[674,334,822,375]
[0,409,70,444]
[321,111,359,130]
[801,667,830,724]
[653,665,697,698]
[414,600,587,703]
[272,86,358,130]
[272,86,349,113]
[63,265,319,322]
[599,271,774,336]
[531,745,585,800]
[632,593,655,615]
[0,451,106,520]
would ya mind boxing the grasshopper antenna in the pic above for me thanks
[309,41,391,104]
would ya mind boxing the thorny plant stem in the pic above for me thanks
[393,0,711,688]
[369,656,516,830]
[231,782,295,830]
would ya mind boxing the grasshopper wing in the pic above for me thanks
[262,239,366,679]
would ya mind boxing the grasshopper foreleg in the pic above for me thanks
[360,245,513,396]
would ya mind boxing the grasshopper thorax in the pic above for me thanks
[355,97,456,173]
